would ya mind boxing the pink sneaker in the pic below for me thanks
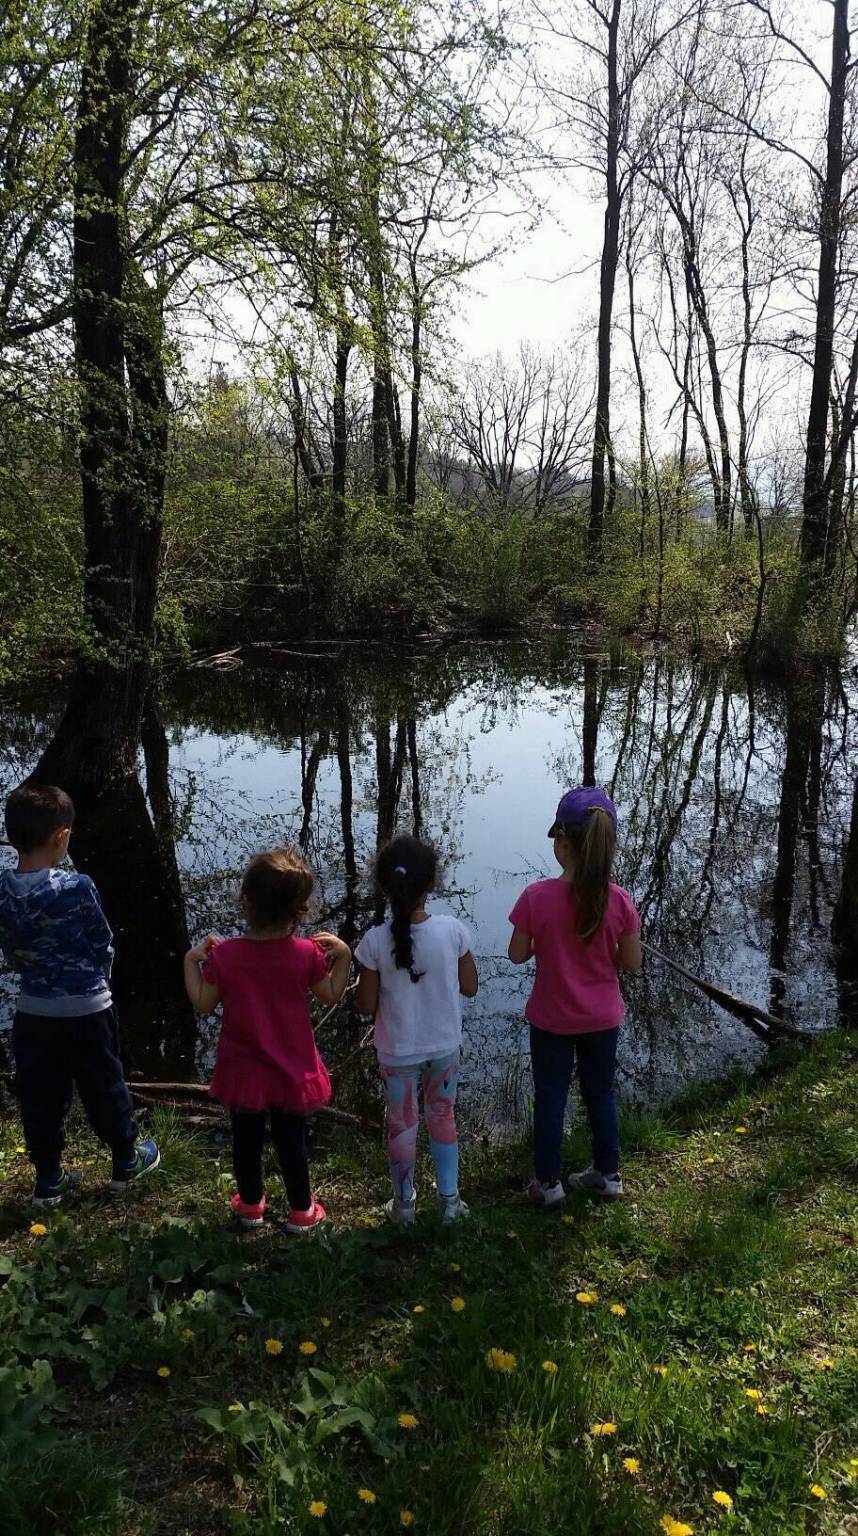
[286,1199,326,1234]
[231,1192,266,1229]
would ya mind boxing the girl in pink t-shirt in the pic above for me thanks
[184,847,350,1231]
[508,786,641,1204]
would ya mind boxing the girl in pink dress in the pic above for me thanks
[509,786,642,1205]
[184,847,351,1230]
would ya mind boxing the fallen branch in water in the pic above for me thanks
[641,942,817,1042]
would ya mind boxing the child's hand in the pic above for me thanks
[313,931,350,967]
[314,927,346,952]
[187,935,220,964]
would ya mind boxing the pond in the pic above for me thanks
[1,639,855,1128]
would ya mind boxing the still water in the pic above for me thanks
[1,640,855,1125]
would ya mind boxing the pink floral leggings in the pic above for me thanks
[380,1051,460,1202]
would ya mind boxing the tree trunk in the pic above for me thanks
[801,0,850,575]
[405,269,422,513]
[683,245,731,532]
[36,0,167,797]
[332,319,351,526]
[588,0,622,560]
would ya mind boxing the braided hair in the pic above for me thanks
[375,834,439,983]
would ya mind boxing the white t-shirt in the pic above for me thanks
[354,913,472,1066]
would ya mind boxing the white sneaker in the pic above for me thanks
[568,1166,624,1200]
[439,1193,470,1223]
[527,1178,566,1207]
[385,1193,417,1225]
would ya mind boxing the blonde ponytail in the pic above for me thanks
[562,808,615,940]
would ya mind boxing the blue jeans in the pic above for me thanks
[530,1024,620,1183]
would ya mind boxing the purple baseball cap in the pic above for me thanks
[548,785,618,837]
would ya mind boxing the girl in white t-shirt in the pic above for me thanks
[354,835,478,1224]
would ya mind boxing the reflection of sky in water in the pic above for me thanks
[165,658,856,1119]
[0,650,854,1120]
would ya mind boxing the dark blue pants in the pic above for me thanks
[12,1008,138,1179]
[530,1024,620,1183]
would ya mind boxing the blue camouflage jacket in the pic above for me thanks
[0,866,114,1017]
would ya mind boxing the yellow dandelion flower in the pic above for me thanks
[156,1366,171,1378]
[320,1316,332,1328]
[542,1360,559,1373]
[849,1458,858,1471]
[817,1357,834,1370]
[712,1491,733,1511]
[661,1518,694,1536]
[450,1262,461,1273]
[15,1146,25,1154]
[575,1291,599,1305]
[308,1500,327,1518]
[742,1343,757,1353]
[756,1403,770,1416]
[561,1214,574,1225]
[400,1512,415,1528]
[653,1364,669,1377]
[450,1296,466,1313]
[485,1347,516,1374]
[398,1412,419,1430]
[610,1304,627,1317]
[734,1126,749,1135]
[412,1304,425,1315]
[703,1156,719,1165]
[227,1403,242,1413]
[809,1485,827,1501]
[744,1389,762,1401]
[357,1488,377,1504]
[623,1457,641,1475]
[181,1328,195,1341]
[29,1222,47,1237]
[265,1338,284,1356]
[299,1340,318,1355]
[591,1421,618,1437]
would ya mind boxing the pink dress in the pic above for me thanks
[509,879,640,1035]
[203,935,331,1114]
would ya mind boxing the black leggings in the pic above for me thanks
[230,1109,311,1210]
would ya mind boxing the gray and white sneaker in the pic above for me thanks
[527,1178,566,1208]
[568,1166,623,1200]
[385,1193,417,1225]
[439,1192,470,1223]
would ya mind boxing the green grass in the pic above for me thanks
[1,1036,856,1535]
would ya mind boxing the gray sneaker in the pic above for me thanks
[568,1166,623,1200]
[439,1192,470,1223]
[527,1178,566,1207]
[385,1193,417,1225]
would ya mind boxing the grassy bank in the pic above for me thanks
[0,1035,856,1536]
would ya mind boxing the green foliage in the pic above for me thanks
[0,1038,855,1534]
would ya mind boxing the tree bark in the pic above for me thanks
[801,0,850,575]
[588,0,622,560]
[36,0,168,797]
[406,266,422,513]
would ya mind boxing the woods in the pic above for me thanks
[1,1,858,723]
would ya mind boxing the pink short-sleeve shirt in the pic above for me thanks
[202,935,331,1113]
[509,879,640,1034]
